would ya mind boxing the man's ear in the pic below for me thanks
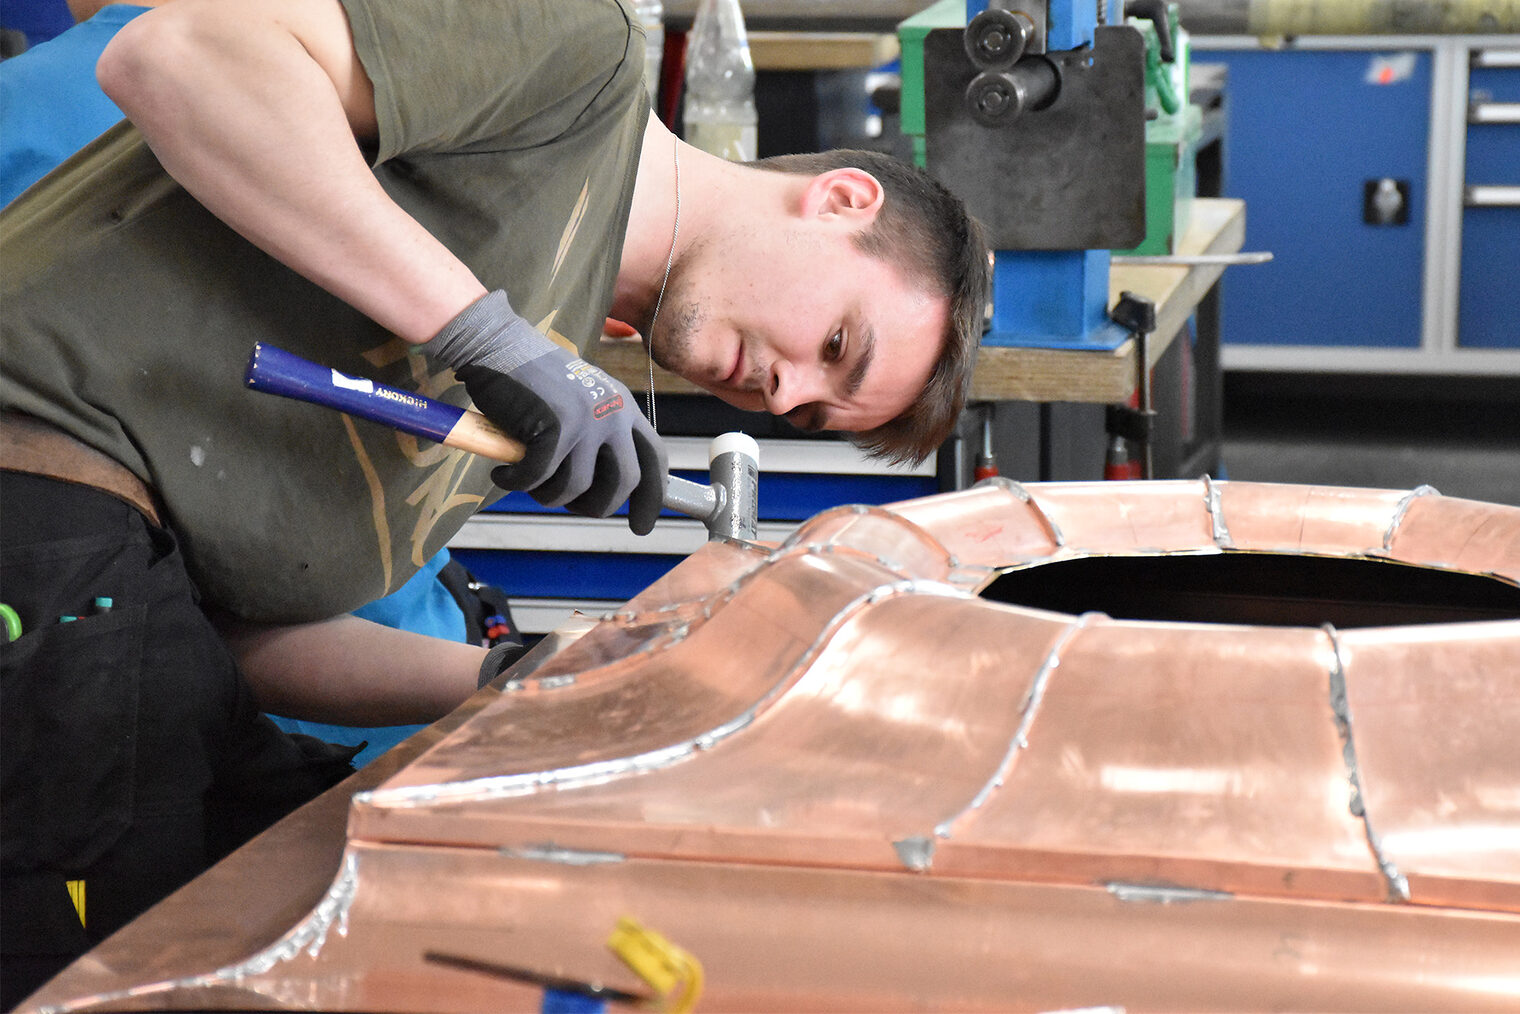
[802,167,885,223]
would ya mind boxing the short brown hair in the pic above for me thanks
[750,149,989,465]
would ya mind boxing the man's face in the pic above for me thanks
[648,222,948,435]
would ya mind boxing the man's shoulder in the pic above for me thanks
[348,0,642,162]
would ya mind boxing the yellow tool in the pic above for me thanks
[66,879,85,927]
[607,915,702,1013]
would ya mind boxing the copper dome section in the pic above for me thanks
[21,480,1520,1013]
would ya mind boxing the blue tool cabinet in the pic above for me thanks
[1193,34,1520,373]
[1462,53,1520,350]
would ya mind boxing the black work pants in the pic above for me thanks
[0,473,355,1009]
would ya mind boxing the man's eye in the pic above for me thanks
[825,330,844,362]
[787,405,824,432]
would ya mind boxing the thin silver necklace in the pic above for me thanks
[644,135,679,430]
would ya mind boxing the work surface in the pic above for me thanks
[20,480,1520,1012]
[598,197,1246,406]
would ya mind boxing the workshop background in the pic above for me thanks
[446,0,1520,640]
[734,0,1520,504]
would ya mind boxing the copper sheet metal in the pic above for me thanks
[36,844,1520,1014]
[22,480,1520,1013]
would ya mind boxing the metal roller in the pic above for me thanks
[964,56,1059,125]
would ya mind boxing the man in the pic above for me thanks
[0,0,524,771]
[0,0,988,995]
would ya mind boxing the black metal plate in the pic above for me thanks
[923,25,1147,249]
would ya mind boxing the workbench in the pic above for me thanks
[977,198,1244,403]
[598,197,1246,407]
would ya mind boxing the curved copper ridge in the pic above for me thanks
[23,481,1520,1013]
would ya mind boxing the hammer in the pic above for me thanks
[244,342,759,541]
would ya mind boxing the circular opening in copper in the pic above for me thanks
[981,553,1520,628]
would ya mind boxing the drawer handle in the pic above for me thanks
[1472,50,1520,69]
[1465,184,1520,207]
[1469,101,1520,124]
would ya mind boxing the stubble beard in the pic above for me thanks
[647,299,704,380]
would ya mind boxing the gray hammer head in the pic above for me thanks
[660,432,760,541]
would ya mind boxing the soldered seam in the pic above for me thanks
[1383,484,1440,552]
[37,852,363,1014]
[977,476,1067,548]
[930,611,1100,843]
[1202,474,1234,548]
[1322,623,1411,903]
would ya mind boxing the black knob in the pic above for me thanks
[964,57,1058,127]
[966,72,1014,124]
[964,8,1033,70]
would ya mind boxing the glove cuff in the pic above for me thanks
[477,640,530,689]
[427,290,555,374]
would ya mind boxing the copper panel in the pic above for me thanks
[1388,494,1520,580]
[358,596,1070,868]
[774,503,963,580]
[610,533,769,624]
[19,480,1520,1014]
[935,620,1389,901]
[987,479,1223,553]
[367,550,907,803]
[873,485,1065,570]
[32,844,1520,1013]
[1216,482,1417,555]
[1340,621,1520,908]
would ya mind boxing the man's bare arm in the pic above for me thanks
[215,613,488,728]
[96,0,487,342]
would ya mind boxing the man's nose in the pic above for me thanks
[764,359,827,416]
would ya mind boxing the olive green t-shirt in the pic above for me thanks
[0,0,650,623]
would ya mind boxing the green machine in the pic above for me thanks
[898,0,1200,273]
[1125,5,1200,255]
[895,0,1204,474]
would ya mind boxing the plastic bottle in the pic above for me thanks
[632,0,664,105]
[682,0,757,161]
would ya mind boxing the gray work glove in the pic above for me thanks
[427,290,667,535]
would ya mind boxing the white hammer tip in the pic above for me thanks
[709,431,759,465]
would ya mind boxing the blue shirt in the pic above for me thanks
[0,5,148,206]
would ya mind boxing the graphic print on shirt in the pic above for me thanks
[343,175,596,596]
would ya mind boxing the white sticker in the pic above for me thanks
[330,369,375,394]
[1366,52,1417,86]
